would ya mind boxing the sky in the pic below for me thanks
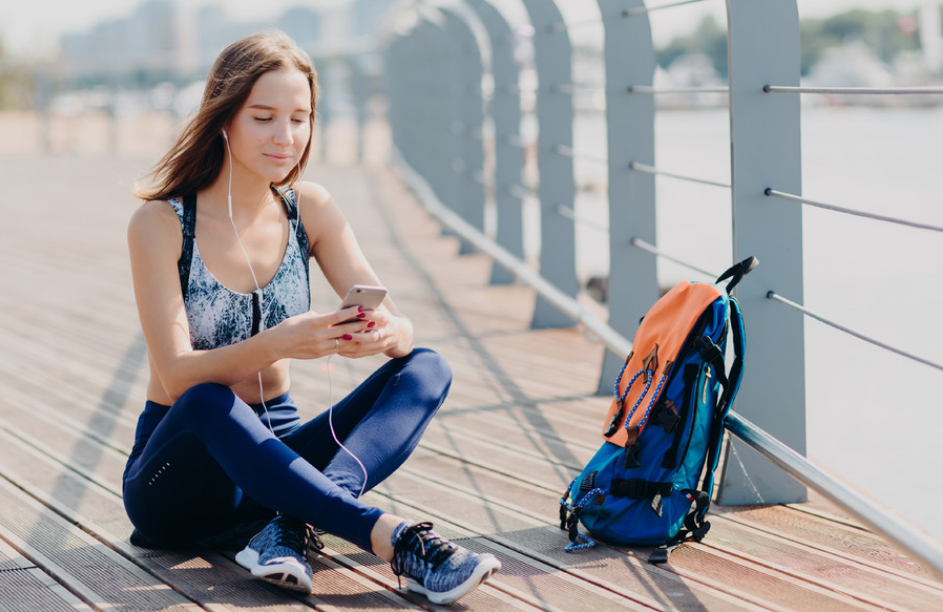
[0,0,934,60]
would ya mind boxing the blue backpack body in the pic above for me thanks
[560,258,754,563]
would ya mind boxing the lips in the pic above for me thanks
[264,153,294,163]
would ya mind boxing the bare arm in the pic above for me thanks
[297,182,415,359]
[128,200,361,401]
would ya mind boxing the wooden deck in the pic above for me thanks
[0,149,941,611]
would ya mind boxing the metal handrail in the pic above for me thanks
[555,205,609,233]
[507,183,538,199]
[382,0,943,583]
[726,413,943,583]
[629,237,717,278]
[629,161,731,188]
[391,144,943,582]
[546,0,713,32]
[765,189,943,233]
[554,145,608,165]
[392,147,631,356]
[767,291,943,373]
[625,0,712,16]
[764,84,943,95]
[628,85,730,94]
[552,83,605,94]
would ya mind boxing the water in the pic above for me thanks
[561,105,943,540]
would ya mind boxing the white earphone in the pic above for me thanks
[220,125,367,494]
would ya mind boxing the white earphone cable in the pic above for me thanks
[325,353,369,498]
[223,131,270,431]
[222,131,368,495]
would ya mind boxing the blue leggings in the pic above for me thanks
[122,348,451,552]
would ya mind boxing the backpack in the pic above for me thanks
[559,257,756,563]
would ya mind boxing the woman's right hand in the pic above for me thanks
[272,306,368,360]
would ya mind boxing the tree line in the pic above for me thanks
[658,8,933,78]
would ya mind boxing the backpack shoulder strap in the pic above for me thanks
[702,297,746,510]
[649,298,746,565]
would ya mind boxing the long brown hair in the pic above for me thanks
[135,30,317,201]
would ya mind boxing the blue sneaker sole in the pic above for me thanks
[235,546,314,594]
[404,554,502,604]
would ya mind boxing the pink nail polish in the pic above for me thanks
[358,306,364,312]
[357,313,366,318]
[343,334,353,341]
[367,321,375,328]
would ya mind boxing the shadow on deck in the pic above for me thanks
[0,149,939,611]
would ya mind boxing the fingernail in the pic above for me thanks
[358,306,364,312]
[357,313,366,318]
[343,334,353,341]
[367,321,375,328]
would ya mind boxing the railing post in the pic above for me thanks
[421,12,472,251]
[388,25,420,174]
[441,8,486,254]
[465,0,526,286]
[385,38,401,160]
[409,14,457,226]
[595,0,659,394]
[718,0,807,505]
[317,62,332,161]
[519,0,579,329]
[349,58,367,164]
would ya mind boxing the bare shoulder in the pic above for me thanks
[128,199,182,249]
[293,181,334,214]
[293,181,348,243]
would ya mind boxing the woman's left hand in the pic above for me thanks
[336,307,412,359]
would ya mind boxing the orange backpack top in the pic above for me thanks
[602,282,727,449]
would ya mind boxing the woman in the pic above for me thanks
[123,30,499,605]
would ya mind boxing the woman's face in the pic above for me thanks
[226,68,312,184]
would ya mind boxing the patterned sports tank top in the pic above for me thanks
[168,188,311,350]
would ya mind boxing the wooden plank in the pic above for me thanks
[360,486,769,612]
[367,471,895,612]
[0,538,94,612]
[0,428,433,612]
[0,420,549,612]
[0,477,206,612]
[394,449,943,612]
[0,359,558,612]
[4,152,941,612]
[714,505,943,587]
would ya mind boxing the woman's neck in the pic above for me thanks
[202,164,278,222]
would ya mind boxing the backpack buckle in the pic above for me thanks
[603,399,625,437]
[650,399,680,432]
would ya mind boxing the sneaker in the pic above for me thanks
[235,514,323,593]
[390,521,501,604]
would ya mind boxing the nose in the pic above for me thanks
[273,119,293,146]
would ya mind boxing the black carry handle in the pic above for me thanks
[715,256,759,295]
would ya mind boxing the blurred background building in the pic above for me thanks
[0,1,941,119]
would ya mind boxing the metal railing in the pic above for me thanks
[377,0,943,580]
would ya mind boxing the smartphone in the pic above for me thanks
[338,284,388,324]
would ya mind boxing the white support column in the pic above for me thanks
[465,0,526,285]
[441,8,486,253]
[519,0,579,329]
[718,0,807,505]
[594,0,660,394]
